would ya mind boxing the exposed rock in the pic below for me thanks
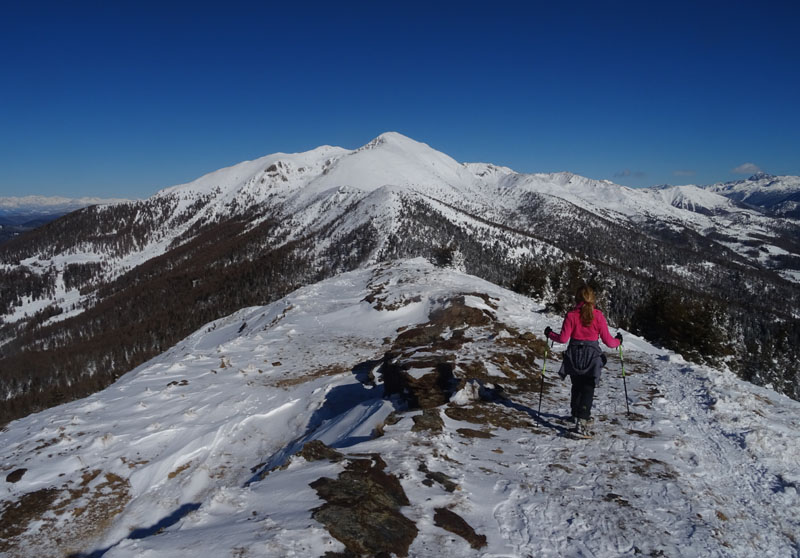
[310,455,417,556]
[381,354,455,409]
[5,468,26,483]
[298,440,344,462]
[419,463,458,492]
[411,409,444,433]
[434,507,487,549]
[379,294,508,410]
[429,296,493,328]
[393,295,490,351]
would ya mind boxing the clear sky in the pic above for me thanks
[1,0,798,199]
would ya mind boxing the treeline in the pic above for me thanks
[0,265,58,316]
[63,262,105,293]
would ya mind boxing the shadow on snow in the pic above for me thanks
[68,503,202,558]
[246,357,399,485]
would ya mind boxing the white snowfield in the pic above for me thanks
[1,259,798,557]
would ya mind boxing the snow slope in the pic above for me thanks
[1,259,797,557]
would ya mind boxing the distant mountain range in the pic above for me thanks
[1,133,798,426]
[0,196,131,244]
[0,195,132,215]
[704,172,800,218]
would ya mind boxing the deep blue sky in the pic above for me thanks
[1,1,798,198]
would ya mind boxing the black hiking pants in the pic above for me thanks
[570,374,596,420]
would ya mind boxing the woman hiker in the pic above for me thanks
[544,285,622,437]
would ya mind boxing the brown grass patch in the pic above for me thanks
[626,429,656,439]
[272,365,349,388]
[445,401,533,430]
[120,457,150,469]
[456,428,494,439]
[0,468,130,557]
[168,461,192,479]
[0,488,61,552]
[631,457,677,480]
[604,493,630,507]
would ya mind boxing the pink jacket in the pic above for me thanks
[548,302,621,348]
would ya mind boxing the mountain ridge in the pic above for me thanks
[1,259,797,557]
[1,132,799,429]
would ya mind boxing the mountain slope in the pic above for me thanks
[1,260,797,557]
[705,173,800,218]
[645,184,752,215]
[1,133,800,429]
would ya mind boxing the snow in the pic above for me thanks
[301,132,482,198]
[646,184,741,213]
[0,196,132,213]
[4,132,799,331]
[2,259,798,557]
[706,174,800,198]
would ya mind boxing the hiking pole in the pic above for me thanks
[538,340,552,416]
[619,344,630,416]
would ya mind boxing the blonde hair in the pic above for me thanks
[576,285,596,326]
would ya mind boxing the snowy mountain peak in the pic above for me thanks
[359,131,425,151]
[154,132,477,205]
[300,132,478,197]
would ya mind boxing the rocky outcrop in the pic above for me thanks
[434,507,487,549]
[310,454,418,557]
[381,354,456,409]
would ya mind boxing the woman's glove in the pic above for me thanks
[615,332,623,344]
[544,326,553,338]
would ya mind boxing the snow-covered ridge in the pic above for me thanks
[707,173,800,196]
[704,173,800,216]
[141,131,794,244]
[644,184,746,214]
[1,259,797,557]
